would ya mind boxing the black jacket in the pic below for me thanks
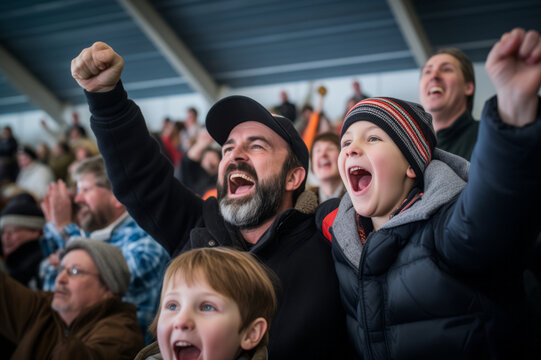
[5,239,43,289]
[87,82,356,359]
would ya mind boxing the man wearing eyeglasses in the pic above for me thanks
[38,155,169,343]
[0,238,144,359]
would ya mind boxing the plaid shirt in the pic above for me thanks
[39,214,169,342]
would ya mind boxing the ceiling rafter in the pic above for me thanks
[387,0,432,68]
[116,0,220,104]
[0,44,67,126]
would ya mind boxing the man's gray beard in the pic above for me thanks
[218,171,285,230]
[79,208,110,233]
[51,302,69,313]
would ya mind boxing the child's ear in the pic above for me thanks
[240,317,268,351]
[285,166,305,192]
[406,166,416,179]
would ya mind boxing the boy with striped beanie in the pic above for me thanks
[322,27,541,359]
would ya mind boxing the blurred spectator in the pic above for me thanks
[70,138,99,161]
[308,132,344,203]
[180,107,202,152]
[295,103,313,135]
[0,238,144,359]
[275,90,297,122]
[49,141,75,182]
[15,145,55,200]
[161,120,184,169]
[419,48,478,160]
[41,112,89,145]
[0,126,19,184]
[35,143,50,165]
[66,112,87,141]
[340,81,371,131]
[0,193,45,289]
[178,130,220,196]
[40,156,169,342]
[351,80,369,103]
[67,138,99,185]
[344,96,358,116]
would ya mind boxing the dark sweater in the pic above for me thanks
[436,110,479,161]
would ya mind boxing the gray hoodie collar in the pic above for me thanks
[383,148,468,228]
[333,148,469,268]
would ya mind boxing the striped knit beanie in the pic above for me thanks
[341,97,436,187]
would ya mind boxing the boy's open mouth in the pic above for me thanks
[228,172,255,195]
[349,166,372,192]
[174,341,200,360]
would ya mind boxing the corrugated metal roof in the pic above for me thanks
[0,0,539,117]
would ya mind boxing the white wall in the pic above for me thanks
[0,63,496,147]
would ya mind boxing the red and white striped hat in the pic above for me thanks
[341,97,437,188]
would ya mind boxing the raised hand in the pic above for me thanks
[187,129,215,162]
[485,28,541,127]
[43,180,73,230]
[71,41,124,93]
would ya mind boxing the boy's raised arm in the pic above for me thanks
[486,28,541,127]
[71,41,124,93]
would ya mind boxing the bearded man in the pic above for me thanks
[38,155,169,343]
[70,42,356,360]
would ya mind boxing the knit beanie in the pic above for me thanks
[340,97,437,187]
[62,238,131,297]
[0,194,45,230]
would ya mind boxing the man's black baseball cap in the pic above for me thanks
[205,95,309,173]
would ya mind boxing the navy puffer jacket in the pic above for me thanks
[319,97,541,359]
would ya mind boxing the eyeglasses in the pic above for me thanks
[58,265,101,279]
[76,183,110,195]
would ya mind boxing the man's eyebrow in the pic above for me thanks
[223,136,272,147]
[247,136,272,146]
[439,61,455,67]
[423,61,455,70]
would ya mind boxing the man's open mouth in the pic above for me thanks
[349,166,372,192]
[228,173,255,195]
[174,341,201,360]
[428,86,443,95]
[318,159,332,169]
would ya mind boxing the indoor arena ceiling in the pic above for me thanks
[0,0,540,125]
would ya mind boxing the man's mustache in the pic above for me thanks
[55,285,70,296]
[224,161,258,182]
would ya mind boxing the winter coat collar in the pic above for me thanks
[333,148,469,269]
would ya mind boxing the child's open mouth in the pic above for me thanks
[349,166,372,193]
[174,341,201,360]
[228,173,255,196]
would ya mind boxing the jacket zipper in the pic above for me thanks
[359,232,375,359]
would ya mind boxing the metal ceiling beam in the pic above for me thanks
[387,0,432,68]
[0,44,67,125]
[117,0,220,103]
